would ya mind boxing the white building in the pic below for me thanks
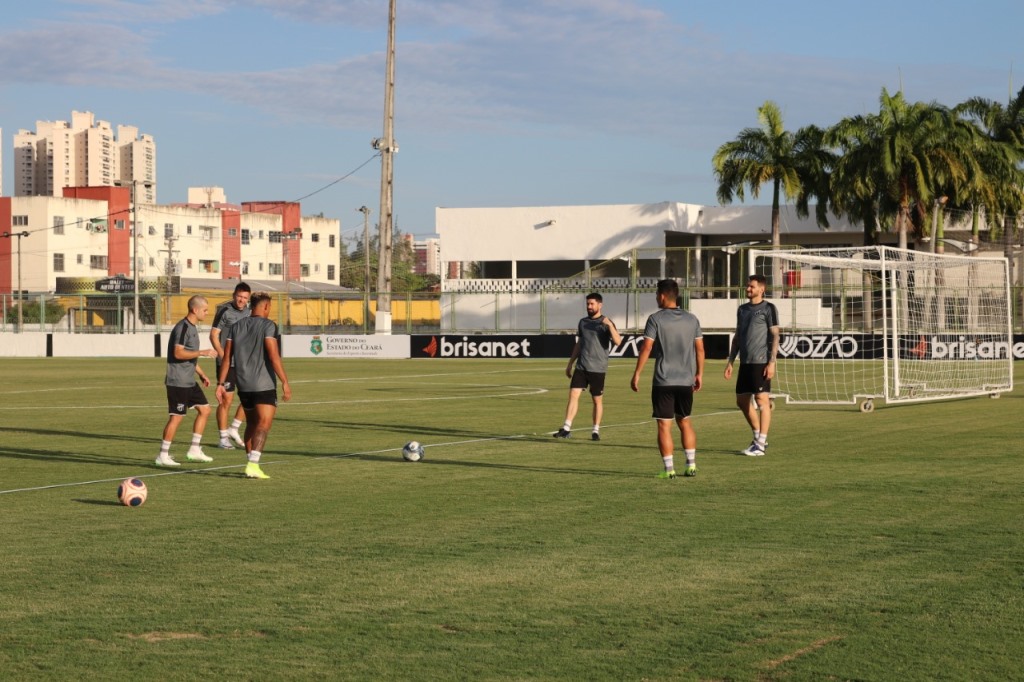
[13,111,156,203]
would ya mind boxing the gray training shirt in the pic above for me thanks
[576,315,615,373]
[212,300,251,366]
[165,318,201,388]
[225,316,281,392]
[642,307,703,387]
[733,300,779,365]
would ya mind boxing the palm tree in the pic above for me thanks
[713,101,830,249]
[828,88,977,250]
[955,87,1024,293]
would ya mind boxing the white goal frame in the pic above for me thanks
[756,246,1013,411]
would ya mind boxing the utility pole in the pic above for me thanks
[2,231,29,333]
[160,235,179,324]
[374,0,397,334]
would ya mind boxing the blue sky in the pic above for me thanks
[1,1,1023,247]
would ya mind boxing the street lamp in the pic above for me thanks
[2,230,30,332]
[114,179,154,332]
[358,206,371,327]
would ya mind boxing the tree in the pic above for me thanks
[955,87,1024,290]
[828,89,977,250]
[713,100,832,249]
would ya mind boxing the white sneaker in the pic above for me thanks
[218,438,235,449]
[742,441,767,457]
[155,452,181,467]
[227,429,245,447]
[186,447,214,463]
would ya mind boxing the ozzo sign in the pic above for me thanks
[779,334,861,359]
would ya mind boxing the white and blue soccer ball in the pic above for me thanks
[402,441,425,462]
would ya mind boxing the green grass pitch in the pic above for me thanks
[1,358,1021,680]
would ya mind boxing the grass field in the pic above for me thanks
[0,357,1021,681]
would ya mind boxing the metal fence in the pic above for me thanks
[3,284,1022,335]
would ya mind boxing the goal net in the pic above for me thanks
[756,246,1013,410]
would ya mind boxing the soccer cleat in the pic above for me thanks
[591,432,600,441]
[743,442,767,457]
[657,470,677,480]
[245,462,270,479]
[186,448,213,463]
[684,465,697,477]
[154,453,181,467]
[218,438,236,450]
[227,429,245,447]
[553,428,571,439]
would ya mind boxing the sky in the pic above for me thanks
[2,0,1023,248]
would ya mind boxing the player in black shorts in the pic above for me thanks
[724,274,780,456]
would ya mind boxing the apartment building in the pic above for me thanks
[0,190,340,294]
[13,111,156,203]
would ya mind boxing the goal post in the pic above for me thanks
[756,246,1013,410]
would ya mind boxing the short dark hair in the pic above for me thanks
[748,274,767,286]
[250,292,272,308]
[233,282,252,295]
[656,278,679,300]
[586,292,602,303]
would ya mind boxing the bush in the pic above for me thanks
[5,298,67,325]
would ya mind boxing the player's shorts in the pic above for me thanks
[651,385,694,420]
[166,384,210,416]
[735,363,772,395]
[238,389,278,410]
[215,362,238,393]
[570,367,606,396]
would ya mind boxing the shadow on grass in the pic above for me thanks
[0,425,152,445]
[73,499,123,506]
[348,452,648,478]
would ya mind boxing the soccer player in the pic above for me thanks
[724,274,780,456]
[215,292,291,480]
[553,292,623,441]
[210,282,251,450]
[156,295,219,467]
[630,279,704,479]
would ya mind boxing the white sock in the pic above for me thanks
[248,450,261,463]
[562,421,572,431]
[190,433,202,447]
[756,432,768,445]
[685,449,696,467]
[160,440,171,455]
[219,429,229,439]
[231,419,243,431]
[752,429,758,441]
[662,455,674,472]
[592,425,600,434]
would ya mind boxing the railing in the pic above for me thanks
[3,284,1022,334]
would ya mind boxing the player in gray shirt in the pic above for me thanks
[631,279,705,479]
[156,295,218,467]
[724,274,780,456]
[210,282,251,449]
[216,292,291,480]
[553,293,622,441]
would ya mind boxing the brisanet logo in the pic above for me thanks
[422,336,534,358]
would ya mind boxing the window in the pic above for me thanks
[300,264,310,278]
[327,265,336,280]
[329,234,336,248]
[53,216,65,235]
[200,226,215,241]
[259,230,264,240]
[241,229,251,245]
[269,231,282,244]
[187,259,193,269]
[148,226,157,236]
[258,262,264,272]
[242,261,249,275]
[164,223,174,238]
[54,253,65,272]
[314,264,321,273]
[90,255,108,270]
[115,219,125,230]
[228,228,237,238]
[311,233,320,243]
[149,257,155,267]
[269,263,283,276]
[13,215,28,226]
[199,259,219,273]
[77,254,84,265]
[187,225,193,235]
